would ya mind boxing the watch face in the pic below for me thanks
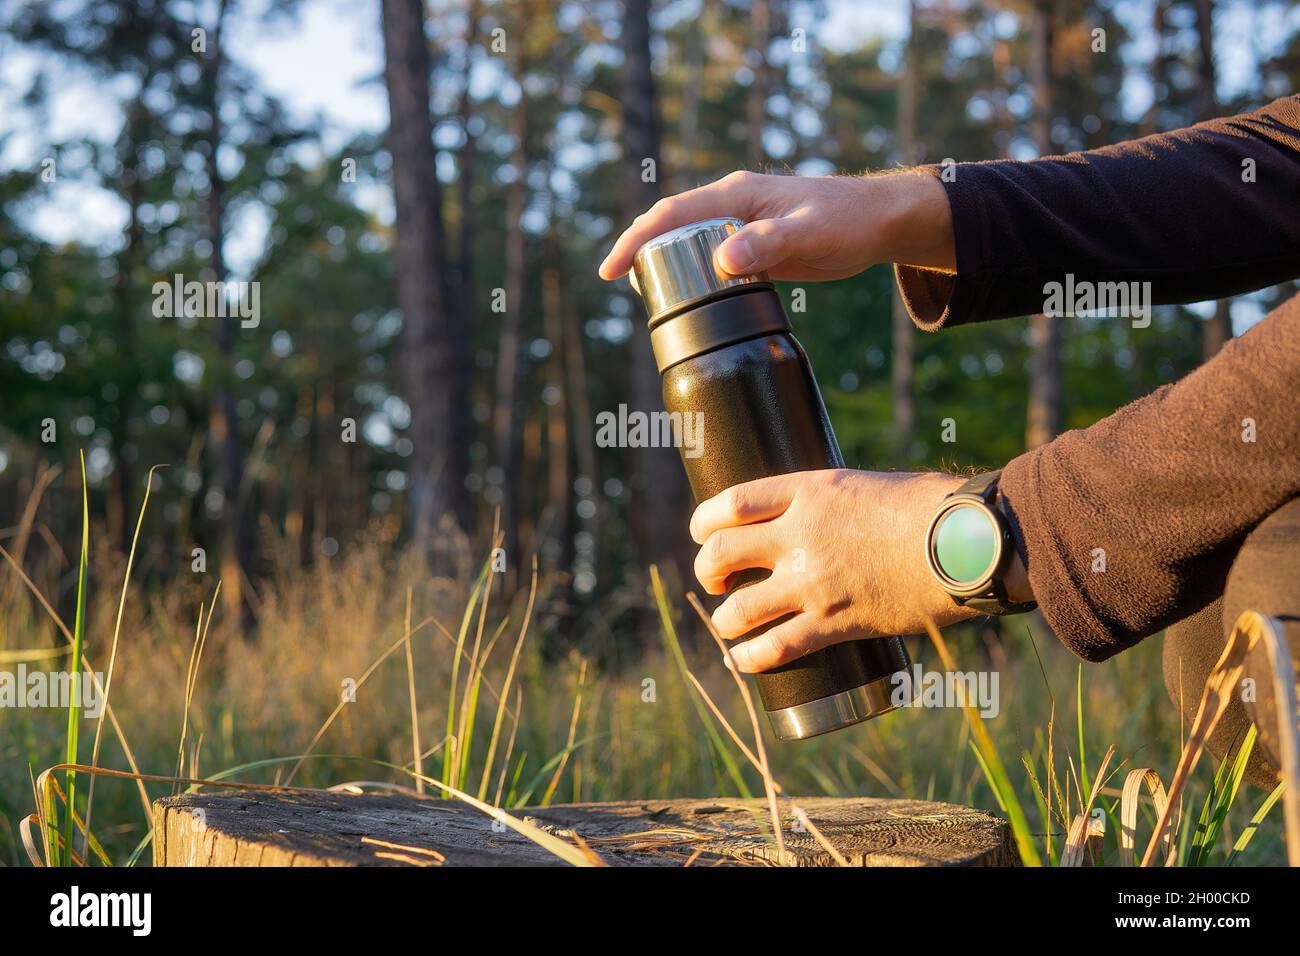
[933,503,999,586]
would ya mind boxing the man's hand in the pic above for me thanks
[598,169,955,283]
[690,469,982,673]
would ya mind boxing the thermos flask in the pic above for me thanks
[631,217,912,741]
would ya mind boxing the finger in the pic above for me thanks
[727,614,819,673]
[597,172,764,280]
[710,579,802,641]
[689,474,803,545]
[716,217,807,276]
[694,522,783,594]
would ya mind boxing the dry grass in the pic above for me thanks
[0,510,1293,866]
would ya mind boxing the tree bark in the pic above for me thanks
[622,0,690,576]
[380,0,470,549]
[1025,0,1061,449]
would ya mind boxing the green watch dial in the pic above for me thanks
[933,504,998,585]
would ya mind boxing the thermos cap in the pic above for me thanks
[631,218,769,325]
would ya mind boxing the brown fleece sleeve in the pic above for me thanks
[997,296,1300,660]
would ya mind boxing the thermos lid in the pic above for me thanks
[631,218,769,325]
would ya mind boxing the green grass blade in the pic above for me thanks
[1076,664,1088,803]
[61,451,90,866]
[1191,726,1255,866]
[649,567,751,798]
[512,735,598,806]
[926,621,1041,866]
[1228,781,1286,863]
[442,557,491,792]
[1020,749,1058,866]
[505,750,528,807]
[970,741,1007,812]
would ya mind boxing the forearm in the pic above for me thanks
[997,296,1300,661]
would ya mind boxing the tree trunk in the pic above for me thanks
[543,257,572,576]
[492,18,529,578]
[677,0,713,190]
[891,0,919,467]
[1140,0,1170,137]
[561,244,598,577]
[456,0,480,358]
[456,5,481,537]
[622,0,690,576]
[110,87,151,553]
[1195,0,1233,360]
[1025,0,1061,449]
[1129,0,1171,399]
[380,0,470,550]
[747,0,772,168]
[203,0,250,620]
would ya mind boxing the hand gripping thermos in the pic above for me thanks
[631,217,912,741]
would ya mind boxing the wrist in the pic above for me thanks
[994,490,1034,605]
[1003,550,1033,605]
[871,169,956,273]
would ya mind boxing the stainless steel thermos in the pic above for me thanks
[631,217,911,741]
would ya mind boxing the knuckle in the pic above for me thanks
[692,545,711,581]
[723,486,749,521]
[728,589,754,628]
[706,530,729,567]
[765,628,803,667]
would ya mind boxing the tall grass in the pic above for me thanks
[57,452,89,866]
[0,477,1293,866]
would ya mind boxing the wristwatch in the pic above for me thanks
[924,470,1037,615]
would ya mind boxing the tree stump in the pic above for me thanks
[153,790,1017,867]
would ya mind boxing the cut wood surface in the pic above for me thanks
[154,790,1017,867]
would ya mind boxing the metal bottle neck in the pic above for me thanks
[648,284,791,373]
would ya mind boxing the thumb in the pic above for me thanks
[715,218,798,276]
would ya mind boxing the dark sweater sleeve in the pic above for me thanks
[895,95,1300,330]
[998,295,1300,660]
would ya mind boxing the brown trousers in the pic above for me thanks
[1163,498,1300,788]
